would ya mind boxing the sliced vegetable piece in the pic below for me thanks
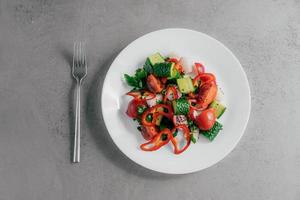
[170,125,191,154]
[141,125,159,141]
[141,104,173,126]
[191,128,199,144]
[198,81,217,109]
[209,100,226,119]
[167,58,179,63]
[193,73,216,87]
[163,85,178,103]
[147,74,163,93]
[148,53,165,66]
[172,99,190,115]
[140,128,171,151]
[177,77,195,94]
[169,63,181,79]
[153,62,172,77]
[173,115,188,126]
[193,62,205,75]
[126,99,146,119]
[146,94,162,107]
[201,121,223,141]
[126,91,141,99]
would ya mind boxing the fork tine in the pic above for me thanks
[73,42,76,69]
[78,42,81,66]
[82,42,86,67]
[80,42,83,66]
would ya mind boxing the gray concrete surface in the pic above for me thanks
[0,0,299,199]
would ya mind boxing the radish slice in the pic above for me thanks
[173,115,188,126]
[146,94,162,107]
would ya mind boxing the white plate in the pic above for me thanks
[101,28,251,174]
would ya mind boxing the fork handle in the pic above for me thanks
[73,80,81,163]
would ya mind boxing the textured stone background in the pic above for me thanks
[0,0,299,199]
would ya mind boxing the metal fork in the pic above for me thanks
[72,42,87,163]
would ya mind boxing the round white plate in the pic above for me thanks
[101,28,251,174]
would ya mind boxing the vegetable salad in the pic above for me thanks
[124,53,226,154]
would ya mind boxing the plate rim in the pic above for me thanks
[101,28,251,174]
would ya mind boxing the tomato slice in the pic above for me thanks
[198,81,217,109]
[147,74,163,93]
[195,108,216,130]
[126,99,146,119]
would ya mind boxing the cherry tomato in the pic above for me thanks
[141,126,158,141]
[198,81,217,109]
[147,74,163,93]
[195,108,216,130]
[126,99,146,119]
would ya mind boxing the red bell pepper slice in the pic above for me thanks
[141,104,173,126]
[170,125,191,154]
[167,58,184,73]
[163,85,178,103]
[126,91,142,99]
[143,91,156,100]
[193,62,205,75]
[167,58,179,63]
[193,73,216,87]
[140,128,171,151]
[175,58,184,73]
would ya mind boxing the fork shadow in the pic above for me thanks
[85,52,183,180]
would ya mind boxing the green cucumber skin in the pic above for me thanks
[153,63,172,77]
[217,107,226,119]
[173,99,190,115]
[201,121,223,141]
[209,100,226,119]
[148,53,165,66]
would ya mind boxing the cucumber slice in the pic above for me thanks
[148,53,165,66]
[153,62,180,78]
[176,77,195,93]
[169,63,180,79]
[209,100,226,119]
[172,99,190,115]
[201,121,223,141]
[153,63,171,77]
